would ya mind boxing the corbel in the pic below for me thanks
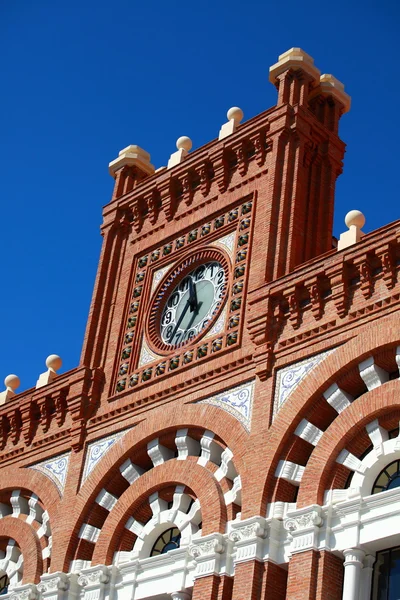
[377,243,396,290]
[357,254,374,299]
[145,189,160,225]
[196,161,211,197]
[231,140,248,176]
[285,286,301,329]
[249,130,267,166]
[179,171,193,206]
[157,174,175,221]
[131,202,143,234]
[53,389,67,427]
[0,416,7,450]
[327,261,349,318]
[306,276,324,320]
[209,148,229,193]
[8,408,20,445]
[36,397,50,433]
[19,399,34,444]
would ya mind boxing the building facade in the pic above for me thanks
[0,48,399,600]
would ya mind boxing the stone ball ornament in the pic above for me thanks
[227,106,244,123]
[176,136,192,151]
[4,374,20,391]
[46,354,63,372]
[345,210,365,230]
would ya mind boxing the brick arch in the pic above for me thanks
[60,405,244,572]
[249,315,400,517]
[0,517,43,584]
[82,403,247,501]
[296,378,400,507]
[0,467,60,524]
[91,459,227,565]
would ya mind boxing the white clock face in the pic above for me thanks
[160,261,226,347]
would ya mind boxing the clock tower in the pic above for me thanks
[70,48,351,598]
[81,48,350,405]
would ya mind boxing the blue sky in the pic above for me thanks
[1,0,399,390]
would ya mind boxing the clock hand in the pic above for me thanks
[188,277,198,312]
[169,298,191,343]
[186,301,202,329]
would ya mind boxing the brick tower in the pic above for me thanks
[0,49,400,600]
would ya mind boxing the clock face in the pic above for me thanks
[160,261,226,347]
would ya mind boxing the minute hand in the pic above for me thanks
[189,277,198,312]
[169,299,191,344]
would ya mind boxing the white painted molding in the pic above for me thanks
[96,489,117,512]
[366,420,389,457]
[119,459,145,484]
[37,511,50,538]
[197,431,222,467]
[214,448,236,481]
[125,517,144,537]
[294,419,323,446]
[147,439,174,466]
[10,491,29,518]
[275,460,305,485]
[358,357,389,391]
[336,449,365,473]
[78,524,101,544]
[175,429,200,460]
[323,383,353,413]
[149,492,168,518]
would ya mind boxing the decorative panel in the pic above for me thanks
[28,452,70,496]
[81,428,132,487]
[113,194,254,396]
[273,349,336,417]
[197,379,255,431]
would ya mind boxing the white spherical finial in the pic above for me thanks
[176,136,192,152]
[46,354,62,373]
[345,210,365,230]
[227,107,244,123]
[4,374,20,392]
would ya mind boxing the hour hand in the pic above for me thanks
[188,278,198,312]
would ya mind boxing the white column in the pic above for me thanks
[359,555,375,600]
[342,548,365,600]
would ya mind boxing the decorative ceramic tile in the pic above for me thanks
[273,349,336,418]
[138,336,160,367]
[151,265,173,294]
[28,452,70,496]
[81,429,132,487]
[204,306,227,340]
[198,380,255,431]
[212,232,236,259]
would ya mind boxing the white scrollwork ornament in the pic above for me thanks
[284,510,323,532]
[189,538,225,558]
[78,568,110,587]
[10,587,38,600]
[37,576,69,593]
[229,521,267,542]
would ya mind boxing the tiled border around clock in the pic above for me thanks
[113,194,254,396]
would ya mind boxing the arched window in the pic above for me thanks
[372,460,400,494]
[150,527,181,557]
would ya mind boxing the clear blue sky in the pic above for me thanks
[1,0,399,390]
